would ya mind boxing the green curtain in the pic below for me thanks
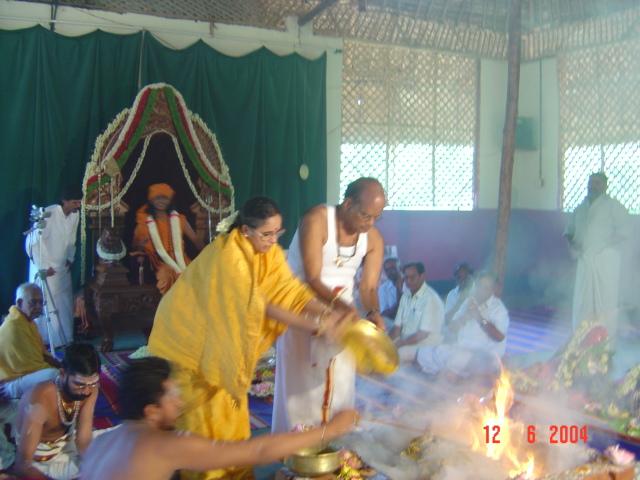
[0,26,327,313]
[0,26,142,313]
[140,35,326,244]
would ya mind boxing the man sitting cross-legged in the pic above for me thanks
[81,357,359,480]
[0,283,61,402]
[10,343,100,480]
[416,271,509,381]
[389,262,444,363]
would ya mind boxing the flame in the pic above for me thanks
[468,370,538,479]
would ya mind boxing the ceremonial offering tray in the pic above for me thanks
[340,319,399,376]
[285,446,342,477]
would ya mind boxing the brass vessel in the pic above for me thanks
[285,445,341,477]
[340,319,399,375]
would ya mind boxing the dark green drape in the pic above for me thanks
[0,26,327,313]
[140,35,326,244]
[0,26,142,313]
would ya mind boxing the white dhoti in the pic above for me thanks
[34,268,74,348]
[416,345,501,377]
[26,204,79,349]
[30,432,79,480]
[273,205,367,433]
[566,194,630,340]
[572,247,621,337]
[272,328,356,432]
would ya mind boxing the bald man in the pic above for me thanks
[273,177,386,433]
[0,283,60,401]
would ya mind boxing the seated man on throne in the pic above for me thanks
[132,183,204,294]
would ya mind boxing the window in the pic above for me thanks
[340,41,477,210]
[558,39,640,214]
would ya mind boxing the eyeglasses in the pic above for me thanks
[250,227,286,240]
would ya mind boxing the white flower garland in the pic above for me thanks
[216,211,239,234]
[80,83,236,282]
[172,89,229,185]
[96,240,127,262]
[146,211,186,274]
[169,135,233,215]
[170,211,187,271]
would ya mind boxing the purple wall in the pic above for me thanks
[376,209,575,303]
[377,209,640,307]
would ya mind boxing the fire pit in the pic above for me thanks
[346,369,638,480]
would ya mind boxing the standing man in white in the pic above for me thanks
[272,177,386,433]
[25,189,81,348]
[564,172,630,338]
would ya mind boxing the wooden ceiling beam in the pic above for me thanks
[298,0,338,26]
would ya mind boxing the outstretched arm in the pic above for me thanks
[164,410,359,472]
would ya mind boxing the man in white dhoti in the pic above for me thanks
[390,262,444,362]
[25,190,81,348]
[564,172,630,337]
[272,177,385,433]
[9,343,100,480]
[416,272,509,380]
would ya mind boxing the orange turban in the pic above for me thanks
[147,183,175,200]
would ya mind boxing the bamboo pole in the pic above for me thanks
[493,0,522,292]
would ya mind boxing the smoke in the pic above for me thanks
[342,364,606,480]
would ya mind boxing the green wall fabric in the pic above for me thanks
[0,26,327,313]
[0,26,142,313]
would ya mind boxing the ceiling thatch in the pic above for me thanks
[26,0,640,59]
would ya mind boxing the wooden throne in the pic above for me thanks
[80,83,235,351]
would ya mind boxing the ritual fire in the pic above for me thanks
[349,366,636,480]
[467,371,538,479]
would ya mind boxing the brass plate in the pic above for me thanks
[340,319,399,376]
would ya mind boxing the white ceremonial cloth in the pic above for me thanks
[273,206,367,432]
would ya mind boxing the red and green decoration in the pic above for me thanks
[83,83,233,203]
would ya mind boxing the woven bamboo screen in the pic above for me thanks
[558,38,640,214]
[340,40,477,210]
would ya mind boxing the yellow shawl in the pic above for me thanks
[149,228,314,402]
[0,307,50,381]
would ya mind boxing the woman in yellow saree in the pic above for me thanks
[148,197,346,480]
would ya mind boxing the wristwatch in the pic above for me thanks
[366,308,379,319]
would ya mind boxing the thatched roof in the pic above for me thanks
[26,0,640,59]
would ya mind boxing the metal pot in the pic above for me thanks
[285,445,341,477]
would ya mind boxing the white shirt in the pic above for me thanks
[394,283,444,347]
[444,284,472,316]
[26,205,79,272]
[378,278,398,313]
[455,295,509,357]
[565,194,629,257]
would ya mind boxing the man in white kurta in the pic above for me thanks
[416,272,509,378]
[564,173,630,337]
[272,177,386,433]
[443,263,474,342]
[25,196,81,348]
[390,262,444,362]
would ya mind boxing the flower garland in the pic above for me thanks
[80,83,236,282]
[146,211,187,274]
[168,87,232,192]
[551,321,610,390]
[96,240,127,262]
[216,211,239,234]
